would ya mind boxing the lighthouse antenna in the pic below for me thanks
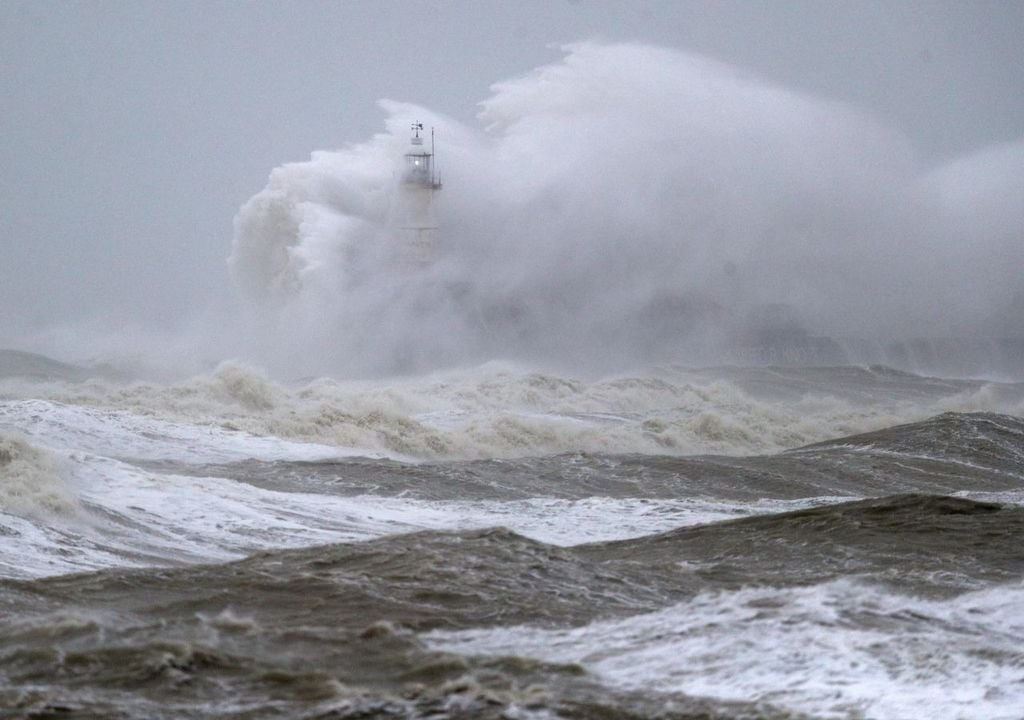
[431,127,436,185]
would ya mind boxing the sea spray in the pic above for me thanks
[230,42,1023,378]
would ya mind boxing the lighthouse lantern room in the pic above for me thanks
[403,123,442,189]
[396,122,442,264]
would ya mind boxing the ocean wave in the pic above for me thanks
[0,433,77,520]
[427,574,1024,720]
[4,493,1024,716]
[2,362,1022,461]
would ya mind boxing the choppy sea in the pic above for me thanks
[2,354,1024,719]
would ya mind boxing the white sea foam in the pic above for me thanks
[426,577,1024,720]
[1,392,862,577]
[0,397,368,464]
[0,432,78,519]
[0,366,1020,578]
[0,432,850,579]
[3,362,1020,462]
[953,489,1024,506]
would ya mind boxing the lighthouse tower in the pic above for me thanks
[396,123,442,265]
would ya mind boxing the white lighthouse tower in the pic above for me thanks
[395,122,442,265]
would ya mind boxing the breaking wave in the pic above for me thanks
[4,361,1023,461]
[230,42,1024,378]
[0,433,76,519]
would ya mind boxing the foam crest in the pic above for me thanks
[0,434,852,579]
[3,364,1021,460]
[0,399,350,464]
[0,433,77,519]
[427,577,1024,719]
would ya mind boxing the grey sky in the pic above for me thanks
[1,0,1022,343]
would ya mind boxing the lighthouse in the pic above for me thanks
[395,122,442,265]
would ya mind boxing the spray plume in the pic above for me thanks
[230,42,1024,378]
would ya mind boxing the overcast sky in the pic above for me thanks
[1,0,1022,345]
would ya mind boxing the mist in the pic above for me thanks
[229,42,1024,377]
[3,2,1022,381]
